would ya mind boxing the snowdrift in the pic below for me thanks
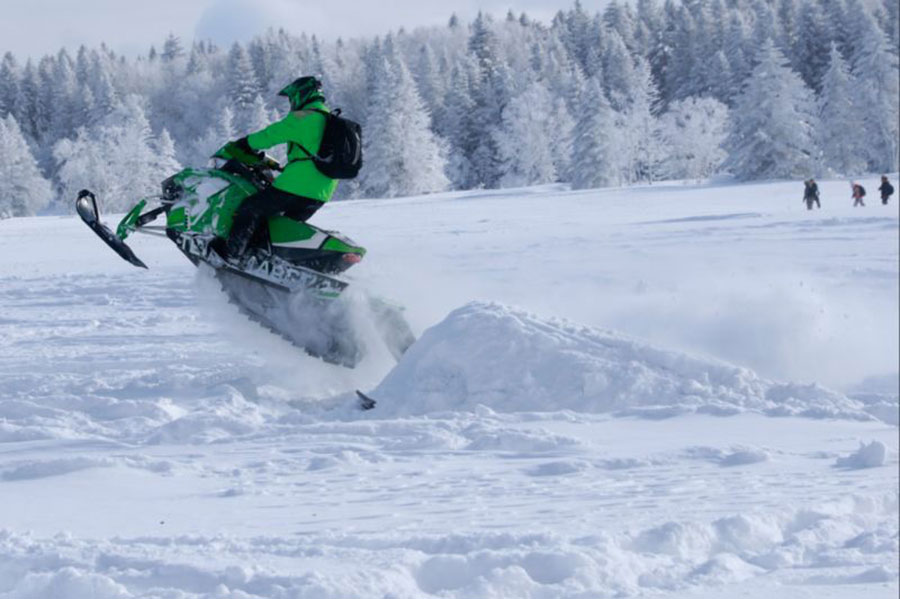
[374,302,895,422]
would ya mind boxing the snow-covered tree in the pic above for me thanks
[361,58,448,198]
[55,96,179,210]
[570,75,623,189]
[161,34,185,63]
[227,43,260,116]
[602,30,635,110]
[494,81,563,187]
[818,44,866,175]
[793,1,831,93]
[622,58,662,183]
[192,105,235,164]
[0,115,53,218]
[723,13,751,100]
[883,0,900,56]
[845,1,900,171]
[239,94,272,137]
[0,53,19,118]
[151,128,182,180]
[724,40,820,180]
[658,96,729,180]
[0,1,894,196]
[438,61,478,189]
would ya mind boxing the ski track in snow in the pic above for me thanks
[0,178,897,598]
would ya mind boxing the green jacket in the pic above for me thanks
[246,100,338,202]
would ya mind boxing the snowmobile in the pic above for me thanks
[75,145,415,368]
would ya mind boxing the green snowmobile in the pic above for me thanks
[75,145,414,367]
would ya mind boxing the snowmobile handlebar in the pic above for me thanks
[261,155,283,172]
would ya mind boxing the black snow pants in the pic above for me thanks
[225,186,324,258]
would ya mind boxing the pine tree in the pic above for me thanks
[793,1,831,93]
[821,0,850,58]
[604,0,637,52]
[161,34,185,62]
[818,44,866,175]
[665,5,697,101]
[750,0,778,59]
[0,53,19,119]
[494,81,561,187]
[90,68,120,125]
[151,128,182,178]
[776,0,799,53]
[466,15,510,188]
[0,115,53,218]
[239,94,271,137]
[564,0,595,71]
[845,0,900,170]
[361,58,448,198]
[192,104,236,164]
[603,30,636,110]
[707,50,734,103]
[724,40,820,180]
[571,75,623,189]
[227,43,260,115]
[884,0,900,56]
[413,44,444,124]
[49,50,79,143]
[34,57,55,143]
[469,12,500,77]
[723,13,751,101]
[14,61,39,141]
[623,58,662,182]
[438,61,478,189]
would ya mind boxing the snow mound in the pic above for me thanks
[374,302,886,420]
[835,441,888,469]
[1,492,894,598]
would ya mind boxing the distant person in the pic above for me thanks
[878,175,894,205]
[851,181,866,207]
[803,179,820,210]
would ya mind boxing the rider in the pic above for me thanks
[217,76,338,260]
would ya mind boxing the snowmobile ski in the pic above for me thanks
[75,190,147,269]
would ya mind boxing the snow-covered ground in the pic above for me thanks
[0,176,897,598]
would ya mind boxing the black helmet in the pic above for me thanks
[278,76,324,111]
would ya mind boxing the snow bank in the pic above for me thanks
[374,302,890,421]
[835,441,888,469]
[0,492,894,598]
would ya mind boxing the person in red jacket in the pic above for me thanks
[851,181,866,207]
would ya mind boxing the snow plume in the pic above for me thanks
[373,302,890,421]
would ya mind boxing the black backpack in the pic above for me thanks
[859,185,866,197]
[295,108,362,179]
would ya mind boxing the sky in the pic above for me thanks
[1,0,610,59]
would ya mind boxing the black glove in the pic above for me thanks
[223,137,263,165]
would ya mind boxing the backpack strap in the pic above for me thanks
[288,109,333,163]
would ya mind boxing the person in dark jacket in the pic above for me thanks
[879,175,894,205]
[803,179,821,210]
